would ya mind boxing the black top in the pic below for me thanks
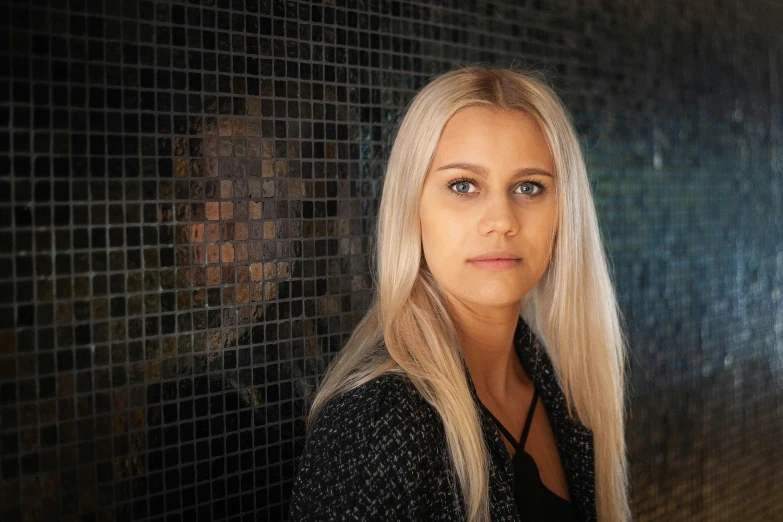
[478,389,581,521]
[289,315,597,521]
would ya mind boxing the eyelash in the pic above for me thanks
[446,177,548,199]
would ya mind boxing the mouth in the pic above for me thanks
[468,250,522,262]
[468,258,521,270]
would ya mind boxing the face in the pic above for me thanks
[419,106,558,310]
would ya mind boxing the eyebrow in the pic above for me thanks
[435,162,554,179]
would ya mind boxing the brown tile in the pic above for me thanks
[264,221,276,239]
[221,244,235,263]
[236,285,249,304]
[233,119,246,137]
[235,222,248,241]
[206,223,220,242]
[247,99,259,116]
[249,201,262,219]
[205,202,219,220]
[207,245,220,264]
[220,180,233,198]
[235,242,248,261]
[220,201,233,220]
[262,159,274,177]
[174,157,188,177]
[191,223,204,243]
[218,117,232,136]
[191,245,206,264]
[250,263,263,281]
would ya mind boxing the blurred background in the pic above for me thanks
[1,0,781,520]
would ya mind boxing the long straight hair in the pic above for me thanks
[304,65,630,522]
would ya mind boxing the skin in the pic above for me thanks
[419,105,570,500]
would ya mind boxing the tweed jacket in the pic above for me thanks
[289,316,597,521]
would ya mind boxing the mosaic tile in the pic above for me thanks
[1,0,782,521]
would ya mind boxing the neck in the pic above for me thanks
[449,301,525,402]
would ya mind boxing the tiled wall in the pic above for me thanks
[1,0,781,521]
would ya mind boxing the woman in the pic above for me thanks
[289,65,631,522]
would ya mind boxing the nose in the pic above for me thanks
[476,194,519,236]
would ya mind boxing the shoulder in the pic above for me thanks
[299,373,447,475]
[311,373,441,439]
[289,373,455,521]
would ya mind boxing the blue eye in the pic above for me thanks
[447,178,547,198]
[518,183,540,195]
[452,182,473,194]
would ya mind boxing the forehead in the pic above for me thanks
[431,106,553,168]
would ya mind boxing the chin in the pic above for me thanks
[460,290,522,307]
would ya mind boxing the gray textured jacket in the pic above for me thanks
[289,316,597,521]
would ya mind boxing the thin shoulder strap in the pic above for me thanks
[480,388,540,451]
[519,389,538,449]
[483,406,520,450]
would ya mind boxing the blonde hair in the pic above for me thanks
[304,65,631,522]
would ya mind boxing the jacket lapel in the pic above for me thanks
[461,316,597,522]
[463,359,521,520]
[512,317,598,522]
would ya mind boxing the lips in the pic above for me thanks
[468,258,521,270]
[468,250,521,262]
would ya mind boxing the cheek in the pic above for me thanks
[521,205,558,249]
[419,203,438,259]
[420,213,446,258]
[420,203,463,270]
